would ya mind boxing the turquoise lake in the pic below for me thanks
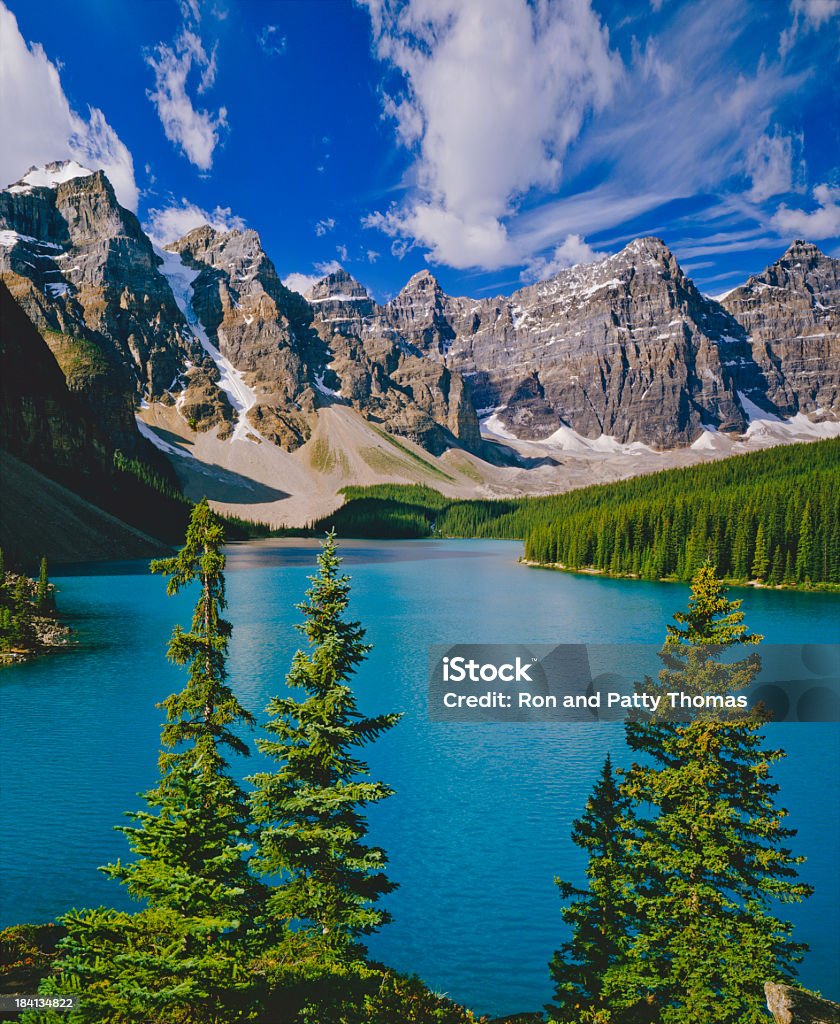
[1,539,838,1017]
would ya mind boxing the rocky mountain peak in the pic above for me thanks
[720,242,839,418]
[399,268,443,296]
[777,239,826,267]
[4,160,95,193]
[307,268,370,303]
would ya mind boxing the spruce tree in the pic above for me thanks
[547,755,640,1023]
[12,576,34,648]
[750,523,768,581]
[42,499,260,1022]
[621,564,812,1024]
[795,502,813,584]
[36,556,54,614]
[249,531,400,955]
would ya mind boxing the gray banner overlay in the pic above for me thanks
[428,644,840,723]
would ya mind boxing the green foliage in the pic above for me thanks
[548,756,641,1023]
[0,557,45,652]
[254,931,480,1024]
[148,498,255,774]
[554,566,813,1024]
[32,907,259,1024]
[249,531,401,953]
[318,441,840,588]
[36,557,55,615]
[42,501,261,1021]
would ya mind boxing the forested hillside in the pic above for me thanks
[316,439,840,588]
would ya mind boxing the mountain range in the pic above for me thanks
[1,160,838,554]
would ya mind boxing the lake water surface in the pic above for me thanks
[1,539,838,1017]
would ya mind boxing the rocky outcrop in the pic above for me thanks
[0,163,192,397]
[766,982,840,1024]
[305,271,482,453]
[722,241,840,416]
[374,239,769,448]
[169,225,314,406]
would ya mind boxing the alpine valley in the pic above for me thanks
[1,160,839,560]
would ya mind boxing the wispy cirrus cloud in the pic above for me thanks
[0,1,138,209]
[146,1,228,170]
[359,0,827,277]
[780,0,840,56]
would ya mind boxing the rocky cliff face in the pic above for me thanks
[765,982,840,1024]
[0,279,107,478]
[722,241,839,416]
[0,162,193,452]
[305,270,482,454]
[371,238,779,448]
[0,163,191,396]
[2,163,837,462]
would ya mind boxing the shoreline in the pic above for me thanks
[519,558,840,594]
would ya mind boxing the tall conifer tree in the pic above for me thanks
[42,500,260,1022]
[547,755,640,1023]
[249,531,400,955]
[36,556,54,614]
[621,564,812,1023]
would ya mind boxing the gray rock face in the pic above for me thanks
[722,241,840,416]
[374,239,766,448]
[0,164,191,397]
[2,164,837,460]
[765,982,840,1024]
[337,237,839,448]
[304,272,482,454]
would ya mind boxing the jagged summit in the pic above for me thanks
[4,160,95,193]
[399,268,443,293]
[780,239,825,261]
[308,268,371,303]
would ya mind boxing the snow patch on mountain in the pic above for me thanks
[135,416,195,459]
[5,161,94,193]
[480,412,657,454]
[157,248,259,443]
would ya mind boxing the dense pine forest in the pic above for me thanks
[315,439,840,589]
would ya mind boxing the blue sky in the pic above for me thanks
[1,0,838,301]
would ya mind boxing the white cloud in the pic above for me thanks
[772,184,840,239]
[361,0,809,275]
[521,234,606,282]
[359,0,621,270]
[146,7,228,170]
[144,198,245,246]
[745,128,803,201]
[314,259,343,275]
[335,243,348,261]
[259,24,287,56]
[282,272,320,296]
[0,2,138,210]
[780,0,840,56]
[366,249,380,262]
[315,217,335,236]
